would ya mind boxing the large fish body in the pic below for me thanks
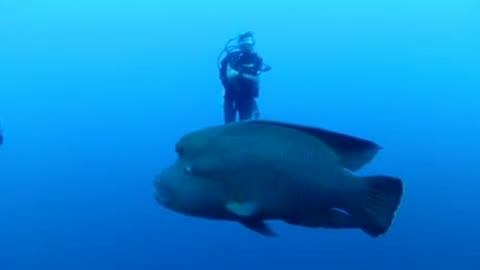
[153,120,403,237]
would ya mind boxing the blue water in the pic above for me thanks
[1,1,479,269]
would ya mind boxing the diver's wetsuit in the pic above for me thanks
[219,50,263,124]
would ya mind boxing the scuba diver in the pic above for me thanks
[0,126,3,146]
[217,31,271,124]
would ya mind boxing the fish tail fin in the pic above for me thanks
[355,175,403,237]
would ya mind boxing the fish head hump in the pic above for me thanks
[153,127,233,220]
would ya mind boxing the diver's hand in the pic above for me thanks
[241,73,259,82]
[226,66,239,81]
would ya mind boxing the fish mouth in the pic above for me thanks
[154,190,172,205]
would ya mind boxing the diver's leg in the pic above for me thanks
[223,91,236,123]
[251,99,260,120]
[238,97,257,121]
[251,84,260,119]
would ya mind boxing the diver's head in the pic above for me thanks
[237,31,255,53]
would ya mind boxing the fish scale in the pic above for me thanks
[212,126,351,219]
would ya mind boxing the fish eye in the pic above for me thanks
[184,165,192,174]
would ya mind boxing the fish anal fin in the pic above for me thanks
[285,208,357,229]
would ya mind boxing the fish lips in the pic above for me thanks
[153,189,172,206]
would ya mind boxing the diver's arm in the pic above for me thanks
[226,63,239,79]
[239,55,263,82]
[221,54,244,85]
[254,55,264,75]
[219,56,230,86]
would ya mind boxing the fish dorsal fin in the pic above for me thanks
[247,120,382,171]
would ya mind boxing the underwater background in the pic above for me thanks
[0,0,479,269]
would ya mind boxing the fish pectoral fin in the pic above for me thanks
[240,219,278,237]
[226,201,257,217]
[227,201,276,236]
